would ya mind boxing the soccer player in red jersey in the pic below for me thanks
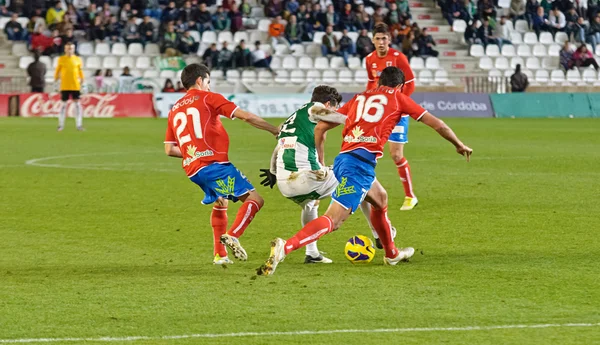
[257,67,472,275]
[366,23,420,212]
[164,64,279,265]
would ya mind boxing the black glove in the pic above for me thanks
[259,168,277,189]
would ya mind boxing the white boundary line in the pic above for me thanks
[0,322,598,344]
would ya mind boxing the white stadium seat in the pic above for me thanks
[434,69,449,83]
[548,44,561,57]
[354,70,368,83]
[257,19,270,32]
[274,44,289,56]
[52,56,59,68]
[498,0,510,8]
[143,69,159,78]
[495,57,510,70]
[19,56,34,69]
[550,69,565,83]
[95,42,110,55]
[269,56,281,69]
[515,20,529,33]
[12,43,28,56]
[218,31,233,45]
[347,31,359,43]
[425,57,440,69]
[282,56,296,69]
[112,42,127,55]
[582,69,597,82]
[523,32,538,44]
[535,69,549,83]
[348,57,362,69]
[298,56,313,69]
[322,70,338,83]
[78,42,94,56]
[470,44,484,57]
[517,45,531,57]
[306,70,321,82]
[596,46,600,56]
[525,57,541,70]
[566,69,581,82]
[501,45,516,57]
[233,31,248,44]
[314,57,329,69]
[330,56,345,68]
[313,31,325,44]
[249,31,267,45]
[410,57,425,70]
[532,44,547,57]
[522,69,534,80]
[541,57,556,69]
[539,32,554,44]
[339,69,353,83]
[202,31,217,44]
[290,44,305,56]
[38,56,51,70]
[211,70,224,80]
[128,43,143,55]
[102,56,119,69]
[478,57,493,70]
[452,19,467,33]
[290,70,305,83]
[419,70,433,83]
[17,17,29,28]
[554,32,569,45]
[159,70,176,78]
[226,70,240,81]
[488,69,502,79]
[136,56,151,69]
[332,31,343,42]
[187,31,200,44]
[485,44,500,57]
[86,56,102,69]
[145,43,160,55]
[119,56,135,68]
[0,17,10,30]
[259,44,272,55]
[250,6,264,18]
[510,32,523,44]
[510,57,525,69]
[306,43,321,56]
[242,70,257,82]
[274,70,289,83]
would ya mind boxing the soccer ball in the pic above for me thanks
[344,235,376,264]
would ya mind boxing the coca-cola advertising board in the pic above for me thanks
[0,93,156,118]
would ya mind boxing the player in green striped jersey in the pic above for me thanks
[259,86,379,263]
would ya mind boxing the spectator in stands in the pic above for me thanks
[119,66,136,93]
[218,41,233,73]
[510,64,529,92]
[386,2,403,27]
[143,0,161,19]
[57,16,74,35]
[478,0,496,20]
[588,1,599,21]
[180,1,195,23]
[0,5,10,17]
[161,22,179,54]
[139,15,156,43]
[73,0,90,12]
[397,18,412,38]
[27,51,46,93]
[548,7,567,34]
[30,26,52,53]
[176,81,185,92]
[163,78,176,92]
[444,0,469,25]
[4,13,26,40]
[269,16,288,45]
[229,4,244,33]
[402,31,419,58]
[497,16,513,46]
[397,0,411,19]
[573,43,600,69]
[559,40,574,69]
[106,15,122,43]
[94,69,104,91]
[202,43,219,68]
[285,14,303,44]
[46,29,63,56]
[418,28,439,57]
[573,17,594,51]
[252,40,275,72]
[532,6,551,36]
[526,0,540,27]
[161,1,179,23]
[46,1,65,29]
[356,28,374,58]
[510,0,526,20]
[234,40,252,67]
[464,0,477,21]
[240,0,251,16]
[478,19,501,47]
[339,3,359,31]
[357,4,373,30]
[121,16,141,45]
[88,16,106,41]
[565,6,580,40]
[100,3,112,22]
[83,3,97,27]
[390,29,402,49]
[540,0,553,14]
[321,24,340,56]
[213,6,231,31]
[589,14,600,48]
[195,3,213,33]
[222,0,234,12]
[65,4,81,29]
[27,12,47,34]
[61,29,76,50]
[265,0,283,17]
[324,4,339,28]
[179,30,199,54]
[373,7,385,25]
[286,0,300,15]
[120,3,136,23]
[105,69,113,78]
[308,3,325,32]
[464,20,482,45]
[339,28,355,66]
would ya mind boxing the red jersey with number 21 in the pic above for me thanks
[337,86,426,159]
[164,89,239,177]
[365,48,415,94]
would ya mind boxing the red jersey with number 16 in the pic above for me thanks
[365,48,415,95]
[337,86,427,159]
[164,89,239,177]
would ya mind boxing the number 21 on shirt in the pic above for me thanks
[173,107,202,146]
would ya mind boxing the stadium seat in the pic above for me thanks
[522,69,534,80]
[233,31,248,44]
[498,0,510,8]
[102,56,119,69]
[305,43,321,57]
[470,44,484,57]
[136,56,151,69]
[550,69,565,83]
[504,19,515,32]
[119,56,135,68]
[259,44,272,55]
[274,44,289,56]
[419,70,433,83]
[532,44,547,57]
[322,70,338,83]
[78,42,94,56]
[145,43,160,55]
[410,57,425,70]
[596,46,600,56]
[488,69,502,79]
[425,57,440,69]
[281,56,295,69]
[52,56,59,68]
[541,57,556,69]
[535,69,549,82]
[19,56,34,69]
[348,57,361,69]
[250,6,264,18]
[306,70,322,82]
[314,57,329,69]
[523,32,538,45]
[347,31,359,43]
[38,56,51,70]
[517,45,531,56]
[582,69,597,82]
[95,42,110,55]
[257,19,271,32]
[313,32,326,44]
[249,31,267,45]
[510,57,525,69]
[268,56,281,69]
[503,69,513,78]
[290,70,305,83]
[515,20,529,33]
[241,70,257,82]
[330,56,345,68]
[354,70,368,83]
[112,43,127,55]
[160,70,176,79]
[86,56,102,69]
[143,69,159,78]
[452,19,467,33]
[478,57,493,70]
[566,69,581,82]
[202,31,217,44]
[211,70,224,80]
[273,70,289,83]
[218,31,233,45]
[485,45,500,57]
[226,69,240,81]
[548,44,561,57]
[495,57,510,70]
[539,32,554,45]
[0,17,9,30]
[525,57,541,70]
[12,42,28,56]
[332,31,343,41]
[289,44,305,56]
[501,45,516,57]
[510,32,523,44]
[554,32,569,45]
[128,43,143,55]
[434,69,450,83]
[298,56,313,69]
[339,69,353,83]
[17,17,29,28]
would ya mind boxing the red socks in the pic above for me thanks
[370,206,398,258]
[396,157,415,198]
[284,215,333,255]
[227,199,261,238]
[211,206,228,257]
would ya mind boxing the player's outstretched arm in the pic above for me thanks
[315,121,341,166]
[233,109,279,136]
[420,113,473,161]
[164,143,183,158]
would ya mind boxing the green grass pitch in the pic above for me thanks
[1,117,599,345]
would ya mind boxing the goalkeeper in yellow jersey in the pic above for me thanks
[54,42,84,131]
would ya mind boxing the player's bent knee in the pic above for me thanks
[215,197,228,207]
[245,191,264,207]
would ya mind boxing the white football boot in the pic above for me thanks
[220,234,248,261]
[383,247,415,265]
[256,238,286,276]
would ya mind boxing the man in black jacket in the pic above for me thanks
[139,15,155,43]
[4,13,26,41]
[27,51,46,92]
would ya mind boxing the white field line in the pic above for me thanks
[0,322,598,344]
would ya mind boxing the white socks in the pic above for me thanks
[302,201,321,258]
[58,101,67,128]
[75,102,83,128]
[359,201,379,240]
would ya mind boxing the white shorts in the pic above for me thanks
[277,168,339,206]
